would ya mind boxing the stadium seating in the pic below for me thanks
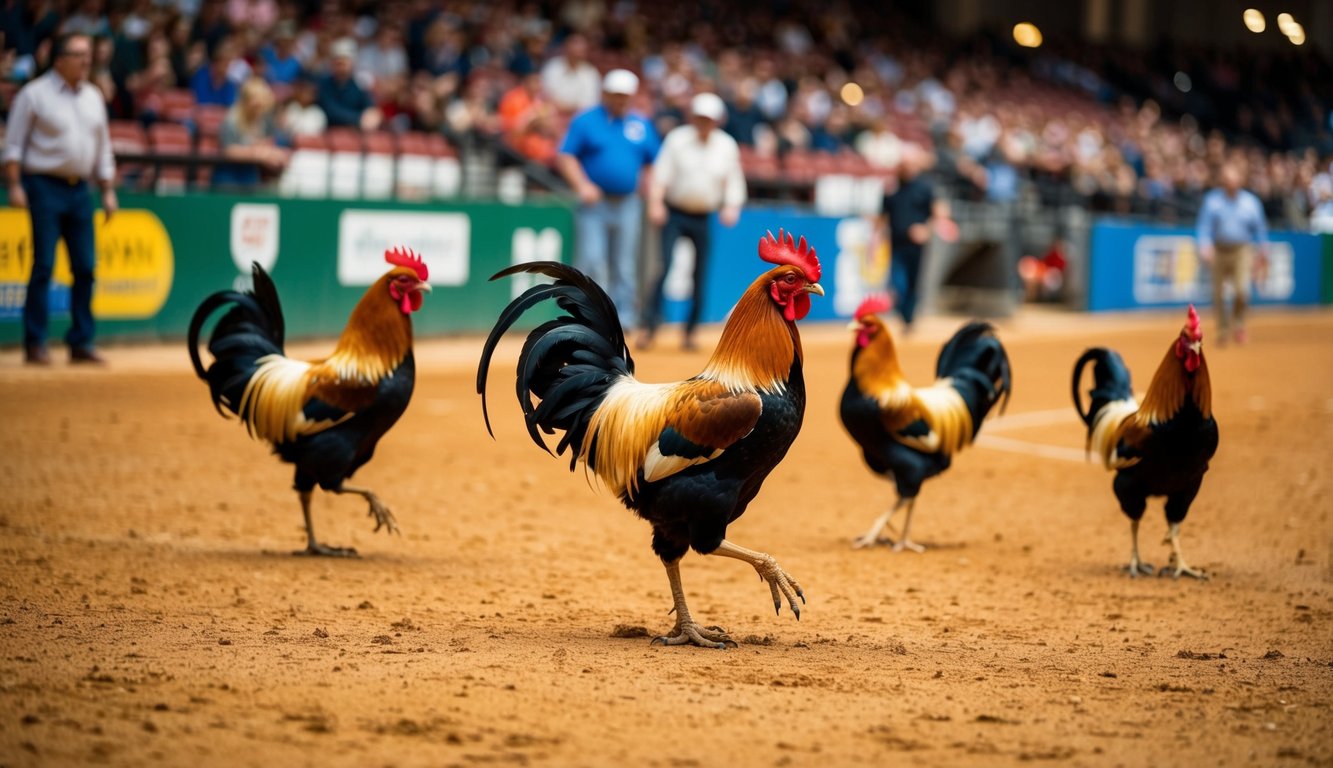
[362,132,397,200]
[280,133,331,198]
[148,122,193,192]
[326,128,364,200]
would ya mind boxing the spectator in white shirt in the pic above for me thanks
[540,33,600,114]
[279,75,327,138]
[3,33,117,365]
[1310,159,1333,234]
[640,92,747,351]
[357,25,408,88]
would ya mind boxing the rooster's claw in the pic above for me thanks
[752,554,804,621]
[366,498,400,535]
[652,622,736,649]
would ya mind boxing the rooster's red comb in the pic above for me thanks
[385,246,428,281]
[1185,303,1202,342]
[759,229,821,282]
[854,293,892,320]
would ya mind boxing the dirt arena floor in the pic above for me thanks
[1,305,1331,767]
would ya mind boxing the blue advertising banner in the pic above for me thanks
[1088,221,1323,312]
[658,207,889,325]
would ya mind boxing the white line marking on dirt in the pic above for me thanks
[985,408,1080,432]
[976,434,1089,463]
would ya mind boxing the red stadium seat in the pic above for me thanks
[364,132,396,155]
[293,133,328,151]
[148,122,192,152]
[109,121,148,190]
[195,136,220,188]
[160,88,196,123]
[194,105,228,140]
[326,128,363,153]
[108,120,147,153]
[148,123,192,191]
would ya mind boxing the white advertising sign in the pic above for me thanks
[338,210,470,286]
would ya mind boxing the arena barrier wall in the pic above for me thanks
[1087,221,1324,312]
[657,207,902,326]
[1322,234,1333,305]
[0,194,573,345]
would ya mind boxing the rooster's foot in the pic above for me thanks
[851,534,894,549]
[294,543,359,557]
[1160,560,1208,580]
[651,622,736,649]
[752,556,805,619]
[1125,560,1155,577]
[366,498,399,535]
[891,539,925,553]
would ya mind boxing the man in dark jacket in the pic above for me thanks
[882,146,949,331]
[318,38,381,130]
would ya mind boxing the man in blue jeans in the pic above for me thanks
[641,93,746,351]
[881,146,947,333]
[3,33,118,365]
[1196,163,1267,345]
[555,68,660,329]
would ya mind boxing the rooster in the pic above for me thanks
[1072,304,1216,579]
[477,230,823,649]
[187,247,431,556]
[840,295,1011,552]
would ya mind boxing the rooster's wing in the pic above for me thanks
[590,378,763,494]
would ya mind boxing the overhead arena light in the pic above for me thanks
[1012,22,1042,48]
[1276,12,1297,34]
[1242,8,1265,33]
[840,82,864,107]
[1288,23,1306,45]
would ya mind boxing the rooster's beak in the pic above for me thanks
[417,282,433,293]
[806,283,825,296]
[846,319,860,331]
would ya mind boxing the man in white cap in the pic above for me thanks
[639,92,746,350]
[555,68,660,329]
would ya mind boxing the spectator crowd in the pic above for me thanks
[2,0,1332,227]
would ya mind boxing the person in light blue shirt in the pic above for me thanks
[1196,163,1268,345]
[556,69,660,329]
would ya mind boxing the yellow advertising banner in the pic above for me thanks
[0,209,174,320]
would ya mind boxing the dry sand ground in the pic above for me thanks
[1,306,1331,768]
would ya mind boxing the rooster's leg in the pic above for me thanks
[335,485,400,535]
[891,499,925,553]
[293,491,358,557]
[852,497,904,549]
[1161,523,1208,580]
[650,559,735,649]
[1125,518,1153,576]
[711,540,805,619]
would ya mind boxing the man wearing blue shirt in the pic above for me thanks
[1196,163,1268,345]
[556,69,660,329]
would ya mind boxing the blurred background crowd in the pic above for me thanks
[2,0,1332,228]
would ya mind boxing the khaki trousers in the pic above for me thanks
[1212,243,1252,335]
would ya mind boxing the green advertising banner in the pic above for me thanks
[0,193,572,344]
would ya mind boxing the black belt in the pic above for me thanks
[667,204,711,217]
[26,172,85,185]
